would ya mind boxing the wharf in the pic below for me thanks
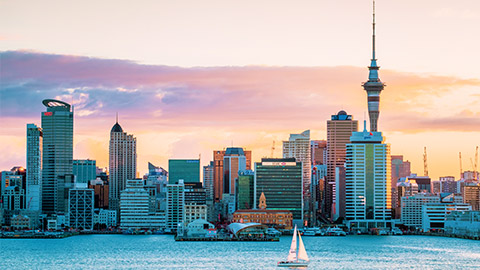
[175,237,279,242]
[0,232,78,239]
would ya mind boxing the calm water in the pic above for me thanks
[1,235,479,269]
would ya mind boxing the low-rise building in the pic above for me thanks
[444,211,480,238]
[464,184,480,211]
[186,219,215,237]
[93,209,117,228]
[11,214,31,229]
[422,203,471,231]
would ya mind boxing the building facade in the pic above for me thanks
[223,147,247,195]
[464,184,480,211]
[168,159,200,184]
[68,184,94,230]
[41,99,73,215]
[26,124,42,211]
[73,159,97,184]
[254,158,303,223]
[326,111,358,218]
[109,120,137,212]
[283,130,311,203]
[166,180,185,230]
[236,170,254,210]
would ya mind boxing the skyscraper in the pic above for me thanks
[213,148,251,201]
[362,1,385,132]
[326,111,358,218]
[26,123,42,211]
[223,147,246,195]
[168,159,200,184]
[345,123,392,229]
[203,161,214,201]
[283,130,311,201]
[41,99,73,215]
[73,159,96,184]
[109,118,137,212]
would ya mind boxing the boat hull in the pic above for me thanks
[277,262,309,267]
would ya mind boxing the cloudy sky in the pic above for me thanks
[1,0,480,179]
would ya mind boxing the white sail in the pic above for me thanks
[297,231,309,262]
[286,225,297,262]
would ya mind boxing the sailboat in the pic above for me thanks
[277,225,309,267]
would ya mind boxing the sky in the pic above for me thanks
[1,0,480,179]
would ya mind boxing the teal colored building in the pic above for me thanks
[236,170,254,210]
[168,159,200,184]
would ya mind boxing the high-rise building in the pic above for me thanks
[236,170,254,210]
[203,161,214,201]
[213,149,252,202]
[223,147,247,195]
[68,183,94,230]
[439,176,457,194]
[184,182,207,224]
[26,124,42,211]
[41,99,73,215]
[168,159,200,184]
[109,119,137,212]
[89,179,109,209]
[254,158,303,223]
[73,159,96,184]
[311,140,327,165]
[464,184,480,211]
[391,155,411,189]
[362,1,385,132]
[326,111,358,217]
[166,180,185,230]
[345,123,392,230]
[283,130,311,205]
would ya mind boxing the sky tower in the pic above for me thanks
[362,0,385,132]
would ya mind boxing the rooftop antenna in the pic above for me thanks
[372,0,376,60]
[116,112,118,123]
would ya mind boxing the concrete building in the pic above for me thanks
[73,159,96,184]
[326,111,358,218]
[223,147,247,195]
[439,176,457,194]
[93,209,117,228]
[254,158,303,223]
[213,149,252,202]
[120,179,164,229]
[109,118,137,213]
[41,99,74,215]
[445,211,480,238]
[186,219,216,238]
[11,214,32,229]
[283,130,311,203]
[464,184,480,211]
[333,166,346,220]
[422,203,471,231]
[408,174,432,193]
[89,179,109,209]
[26,123,42,212]
[203,161,214,201]
[345,123,392,231]
[166,180,185,230]
[168,159,200,184]
[68,183,94,230]
[391,155,411,190]
[311,140,327,165]
[184,182,207,224]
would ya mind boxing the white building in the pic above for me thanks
[93,209,117,228]
[186,219,215,237]
[345,123,392,230]
[68,183,94,230]
[109,120,137,212]
[167,180,185,230]
[283,130,311,200]
[422,203,471,231]
[184,204,208,224]
[401,194,440,228]
[444,211,480,238]
[120,179,164,229]
[26,123,42,211]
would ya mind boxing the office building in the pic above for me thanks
[223,147,247,195]
[73,159,97,184]
[422,203,471,231]
[166,180,185,230]
[68,183,94,230]
[213,149,252,201]
[464,184,480,211]
[439,176,457,194]
[283,130,311,202]
[311,140,327,165]
[203,161,214,201]
[345,123,392,230]
[89,179,109,209]
[41,99,74,215]
[26,124,42,211]
[168,159,200,184]
[326,111,358,218]
[408,174,432,193]
[184,183,207,224]
[109,118,137,212]
[120,179,164,229]
[254,158,303,223]
[93,209,117,228]
[236,170,254,210]
[391,155,411,189]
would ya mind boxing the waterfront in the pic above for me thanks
[1,235,479,269]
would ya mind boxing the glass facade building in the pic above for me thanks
[236,170,254,210]
[26,123,42,211]
[254,158,303,221]
[73,159,96,184]
[41,99,73,215]
[168,159,200,184]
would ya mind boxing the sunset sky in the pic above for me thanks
[1,0,480,180]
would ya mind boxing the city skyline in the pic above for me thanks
[1,1,480,179]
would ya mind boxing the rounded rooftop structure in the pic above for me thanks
[42,99,71,110]
[111,122,123,133]
[337,110,347,116]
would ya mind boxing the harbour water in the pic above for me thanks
[1,235,479,269]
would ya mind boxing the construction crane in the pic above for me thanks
[459,152,463,179]
[423,147,428,177]
[475,146,478,180]
[270,141,275,158]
